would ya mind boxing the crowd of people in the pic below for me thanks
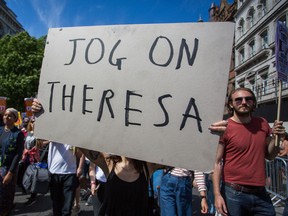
[0,87,287,216]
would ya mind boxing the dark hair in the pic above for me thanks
[227,87,257,114]
[106,155,145,174]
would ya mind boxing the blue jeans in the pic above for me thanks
[50,173,79,216]
[283,199,288,216]
[223,185,275,216]
[160,173,192,216]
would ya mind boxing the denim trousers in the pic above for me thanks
[222,185,275,216]
[160,173,192,216]
[50,173,78,216]
[283,199,288,216]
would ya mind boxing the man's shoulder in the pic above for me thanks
[252,116,269,124]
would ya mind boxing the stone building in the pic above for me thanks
[209,0,238,114]
[0,0,23,38]
[233,0,288,127]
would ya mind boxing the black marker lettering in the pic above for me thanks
[62,84,75,112]
[97,90,115,121]
[154,94,172,127]
[149,36,173,67]
[109,40,127,70]
[180,97,202,132]
[125,90,142,126]
[82,85,93,114]
[176,38,199,69]
[47,81,60,112]
[85,38,105,64]
[65,38,86,65]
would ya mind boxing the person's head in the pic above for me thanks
[22,117,29,129]
[3,108,18,127]
[26,118,35,132]
[227,87,257,116]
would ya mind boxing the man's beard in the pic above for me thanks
[233,105,252,117]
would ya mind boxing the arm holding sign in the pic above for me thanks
[209,120,228,135]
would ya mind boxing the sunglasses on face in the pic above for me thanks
[233,96,254,105]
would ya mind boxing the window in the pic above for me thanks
[260,30,268,48]
[249,40,255,57]
[237,80,245,88]
[238,19,245,36]
[239,0,244,7]
[257,0,267,17]
[247,74,256,92]
[239,48,245,63]
[247,8,255,27]
[260,73,268,95]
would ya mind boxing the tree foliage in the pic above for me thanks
[0,32,45,111]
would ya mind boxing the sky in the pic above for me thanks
[6,0,233,38]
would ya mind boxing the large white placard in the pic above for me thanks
[35,22,234,171]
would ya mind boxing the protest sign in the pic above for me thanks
[35,22,234,171]
[276,21,288,82]
[0,97,6,113]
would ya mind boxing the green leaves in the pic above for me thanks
[0,32,45,110]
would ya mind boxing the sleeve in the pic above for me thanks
[194,170,206,192]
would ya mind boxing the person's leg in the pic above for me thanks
[222,185,253,216]
[50,174,64,216]
[160,173,177,216]
[62,174,78,216]
[206,174,216,214]
[72,185,81,214]
[92,193,102,216]
[174,176,192,216]
[0,169,17,215]
[252,190,276,216]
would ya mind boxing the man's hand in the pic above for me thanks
[272,121,286,138]
[215,194,228,216]
[2,171,13,185]
[31,98,43,114]
[200,197,208,214]
[209,120,228,135]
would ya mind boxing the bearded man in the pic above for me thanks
[212,87,286,216]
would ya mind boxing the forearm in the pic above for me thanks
[213,163,222,197]
[266,136,280,160]
[194,171,206,192]
[89,162,96,182]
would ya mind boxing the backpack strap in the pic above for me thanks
[39,144,49,162]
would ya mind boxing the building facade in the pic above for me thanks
[209,0,238,115]
[234,0,288,126]
[0,0,23,38]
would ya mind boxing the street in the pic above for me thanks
[11,185,284,216]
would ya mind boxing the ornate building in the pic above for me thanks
[209,0,238,115]
[233,0,288,127]
[0,0,23,38]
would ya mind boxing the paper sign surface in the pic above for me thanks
[35,22,235,171]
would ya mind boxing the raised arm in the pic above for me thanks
[209,120,228,136]
[79,148,109,178]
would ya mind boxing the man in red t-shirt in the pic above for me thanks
[212,87,286,216]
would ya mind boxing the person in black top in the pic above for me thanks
[0,108,24,215]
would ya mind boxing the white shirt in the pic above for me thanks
[48,142,77,174]
[95,166,107,183]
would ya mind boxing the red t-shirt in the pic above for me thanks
[220,117,271,186]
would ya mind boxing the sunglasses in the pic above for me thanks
[233,96,254,105]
